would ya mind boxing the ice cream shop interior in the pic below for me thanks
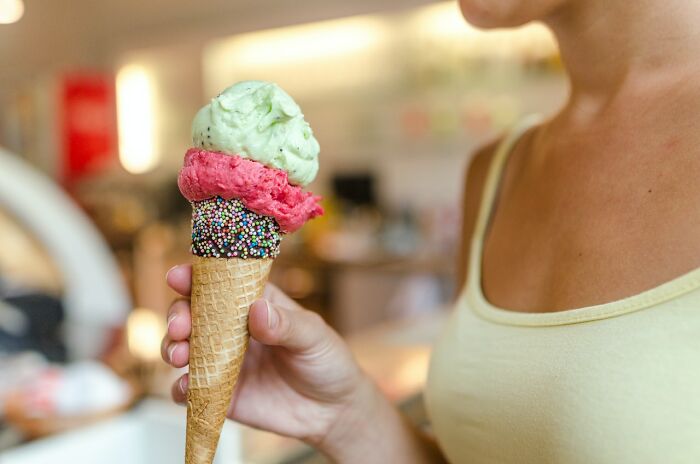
[0,0,565,462]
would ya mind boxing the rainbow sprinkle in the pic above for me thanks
[191,197,282,259]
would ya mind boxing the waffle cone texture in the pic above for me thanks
[185,255,273,464]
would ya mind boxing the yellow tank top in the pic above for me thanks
[425,116,700,464]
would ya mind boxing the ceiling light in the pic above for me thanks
[0,0,24,25]
[116,64,158,174]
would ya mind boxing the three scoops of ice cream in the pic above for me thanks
[179,79,323,247]
[177,81,323,464]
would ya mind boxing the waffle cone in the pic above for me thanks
[185,255,273,464]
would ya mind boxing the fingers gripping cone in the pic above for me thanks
[186,257,273,463]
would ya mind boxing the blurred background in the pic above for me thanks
[0,0,567,462]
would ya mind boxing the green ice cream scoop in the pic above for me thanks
[192,80,319,186]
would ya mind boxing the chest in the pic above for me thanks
[481,137,700,312]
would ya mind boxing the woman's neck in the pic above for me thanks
[546,0,700,117]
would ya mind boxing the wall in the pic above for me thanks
[0,0,438,176]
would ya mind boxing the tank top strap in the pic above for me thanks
[467,114,543,292]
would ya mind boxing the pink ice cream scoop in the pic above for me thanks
[178,148,323,233]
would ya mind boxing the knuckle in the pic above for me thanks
[167,299,180,317]
[262,282,277,299]
[171,384,183,402]
[171,298,190,313]
[161,340,171,362]
[276,308,293,340]
[303,310,325,329]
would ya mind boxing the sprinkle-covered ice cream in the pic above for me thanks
[191,197,282,259]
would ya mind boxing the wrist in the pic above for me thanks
[313,374,394,463]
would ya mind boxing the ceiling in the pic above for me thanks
[0,0,437,85]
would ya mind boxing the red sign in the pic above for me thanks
[60,73,116,182]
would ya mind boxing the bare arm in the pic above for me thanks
[318,378,447,463]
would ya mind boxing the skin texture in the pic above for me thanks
[478,0,700,312]
[162,0,700,460]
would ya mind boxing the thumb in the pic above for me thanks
[248,300,331,353]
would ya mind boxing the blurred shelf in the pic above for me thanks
[347,310,446,401]
[276,249,454,276]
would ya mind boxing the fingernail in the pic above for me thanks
[179,375,188,394]
[165,265,178,281]
[266,301,278,330]
[167,343,177,362]
[167,313,177,330]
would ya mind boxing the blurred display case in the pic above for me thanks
[2,309,445,463]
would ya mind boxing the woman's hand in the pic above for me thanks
[161,264,375,454]
[162,264,444,463]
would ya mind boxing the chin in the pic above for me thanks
[458,0,562,29]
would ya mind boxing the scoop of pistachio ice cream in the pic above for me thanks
[191,80,319,186]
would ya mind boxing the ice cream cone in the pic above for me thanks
[185,255,273,464]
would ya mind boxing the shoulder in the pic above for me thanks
[455,138,501,290]
[464,139,500,212]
